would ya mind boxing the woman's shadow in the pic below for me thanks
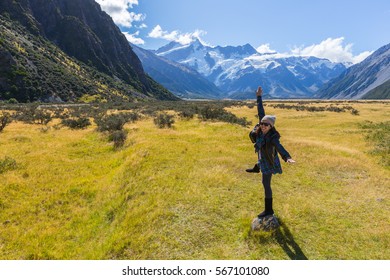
[270,217,308,260]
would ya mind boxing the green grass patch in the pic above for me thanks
[0,156,17,174]
[360,121,390,167]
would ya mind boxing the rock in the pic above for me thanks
[251,215,280,231]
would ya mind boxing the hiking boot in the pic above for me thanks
[246,164,260,173]
[258,198,274,218]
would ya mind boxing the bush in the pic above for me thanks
[94,113,127,132]
[109,130,128,149]
[7,98,18,104]
[0,156,17,174]
[123,112,141,123]
[33,110,53,125]
[94,112,140,132]
[15,106,52,125]
[0,111,12,132]
[178,110,195,120]
[351,109,359,115]
[61,117,91,129]
[198,106,251,127]
[268,103,359,115]
[154,113,175,128]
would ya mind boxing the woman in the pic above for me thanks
[247,86,295,218]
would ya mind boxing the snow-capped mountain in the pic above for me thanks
[132,44,222,99]
[154,39,347,99]
[316,43,390,99]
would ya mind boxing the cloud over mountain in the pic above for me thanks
[123,31,145,44]
[94,1,374,66]
[95,0,144,28]
[290,37,372,64]
[148,25,206,45]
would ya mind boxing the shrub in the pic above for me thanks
[154,113,175,128]
[32,109,53,125]
[0,111,12,132]
[178,110,195,120]
[268,103,359,115]
[123,112,141,123]
[0,156,17,174]
[61,117,91,129]
[94,113,127,132]
[7,98,18,104]
[351,109,359,115]
[198,106,251,127]
[109,130,128,149]
[15,106,52,125]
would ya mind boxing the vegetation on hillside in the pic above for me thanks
[0,14,176,103]
[363,80,390,99]
[0,16,135,102]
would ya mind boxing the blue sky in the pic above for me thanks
[95,0,390,63]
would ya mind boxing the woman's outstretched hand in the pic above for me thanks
[256,86,263,97]
[287,158,296,164]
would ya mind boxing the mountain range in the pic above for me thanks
[149,39,347,99]
[131,44,223,99]
[0,0,177,102]
[137,39,390,99]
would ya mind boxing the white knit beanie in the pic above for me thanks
[261,115,276,127]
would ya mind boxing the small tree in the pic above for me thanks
[61,117,91,129]
[0,111,12,133]
[109,130,128,149]
[94,113,127,132]
[33,109,53,125]
[154,113,175,128]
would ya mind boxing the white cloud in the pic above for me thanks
[137,23,148,29]
[352,51,374,64]
[290,37,372,64]
[96,0,144,28]
[256,44,276,54]
[148,25,206,45]
[123,31,145,45]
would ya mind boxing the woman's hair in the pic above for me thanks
[256,126,280,138]
[272,127,281,138]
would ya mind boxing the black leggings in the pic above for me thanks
[262,173,273,198]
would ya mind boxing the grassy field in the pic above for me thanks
[0,100,389,260]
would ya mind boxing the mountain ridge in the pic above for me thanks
[0,0,177,102]
[316,43,390,99]
[152,40,347,99]
[132,44,222,99]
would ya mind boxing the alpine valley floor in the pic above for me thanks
[0,100,389,259]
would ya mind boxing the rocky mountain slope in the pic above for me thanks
[132,44,222,99]
[316,43,390,99]
[0,0,177,102]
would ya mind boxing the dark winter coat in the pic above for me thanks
[255,128,291,174]
[252,95,291,174]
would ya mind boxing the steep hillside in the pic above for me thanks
[363,79,390,99]
[316,43,390,99]
[0,0,177,102]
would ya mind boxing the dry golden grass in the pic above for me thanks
[0,101,389,260]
